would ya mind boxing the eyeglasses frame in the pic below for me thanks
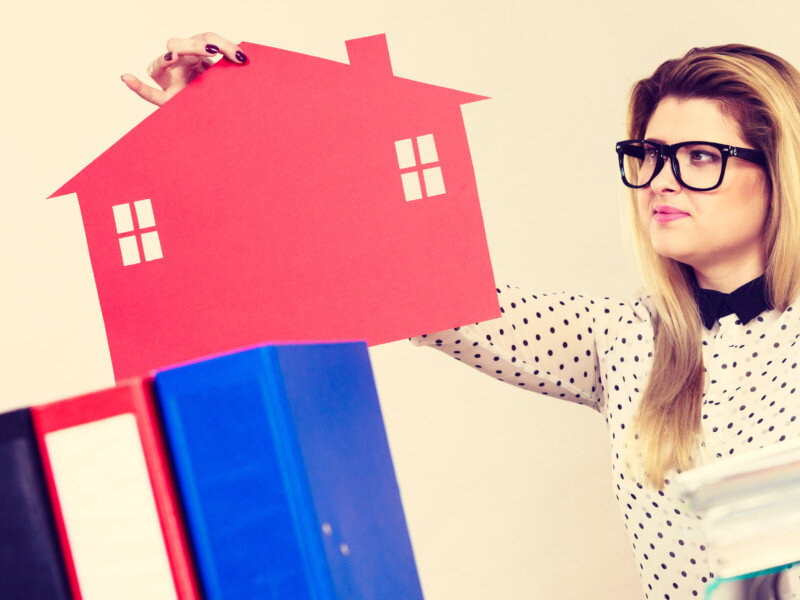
[615,139,768,192]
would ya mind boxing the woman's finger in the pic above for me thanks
[164,35,223,59]
[120,73,169,107]
[188,31,248,65]
[146,48,195,87]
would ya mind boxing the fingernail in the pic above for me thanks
[235,50,247,63]
[164,52,172,61]
[206,44,219,54]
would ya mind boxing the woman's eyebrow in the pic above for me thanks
[644,137,666,144]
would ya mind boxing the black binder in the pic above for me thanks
[0,408,71,599]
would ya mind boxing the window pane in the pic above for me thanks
[141,231,163,262]
[113,204,134,234]
[394,139,416,169]
[400,171,423,201]
[422,167,445,197]
[134,199,156,229]
[119,236,141,266]
[417,134,438,164]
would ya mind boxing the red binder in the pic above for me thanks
[31,379,200,600]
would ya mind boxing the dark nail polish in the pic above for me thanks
[235,50,247,63]
[206,44,219,54]
[164,52,172,61]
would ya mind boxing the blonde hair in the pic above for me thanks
[624,44,800,489]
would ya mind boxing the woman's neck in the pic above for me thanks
[692,262,765,293]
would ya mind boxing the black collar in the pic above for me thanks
[689,272,771,330]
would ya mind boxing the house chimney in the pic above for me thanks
[345,34,393,77]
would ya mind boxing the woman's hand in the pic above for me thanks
[121,32,248,106]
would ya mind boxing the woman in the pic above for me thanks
[123,35,800,600]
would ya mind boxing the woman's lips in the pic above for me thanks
[654,212,689,223]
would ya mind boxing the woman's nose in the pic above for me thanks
[650,155,682,194]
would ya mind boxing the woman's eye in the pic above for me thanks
[689,150,718,163]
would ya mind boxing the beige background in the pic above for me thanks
[4,1,800,599]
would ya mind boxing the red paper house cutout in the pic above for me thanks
[49,34,500,381]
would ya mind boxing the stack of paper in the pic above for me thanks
[673,438,800,581]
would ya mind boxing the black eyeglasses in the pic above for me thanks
[615,139,767,191]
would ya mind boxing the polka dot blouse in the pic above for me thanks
[410,278,800,600]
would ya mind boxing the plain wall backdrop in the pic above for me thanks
[4,1,800,598]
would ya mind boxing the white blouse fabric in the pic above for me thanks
[410,283,800,600]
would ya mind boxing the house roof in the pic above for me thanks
[48,34,488,199]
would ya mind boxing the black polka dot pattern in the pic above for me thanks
[411,284,800,600]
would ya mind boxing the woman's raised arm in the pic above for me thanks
[412,283,650,413]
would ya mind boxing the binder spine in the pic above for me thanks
[153,347,331,600]
[30,409,83,599]
[30,381,200,600]
[0,408,72,600]
[259,348,336,600]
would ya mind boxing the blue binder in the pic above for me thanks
[153,342,425,600]
[0,408,72,600]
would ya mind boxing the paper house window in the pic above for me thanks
[394,134,445,201]
[112,199,163,266]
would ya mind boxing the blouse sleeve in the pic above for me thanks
[410,283,640,414]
